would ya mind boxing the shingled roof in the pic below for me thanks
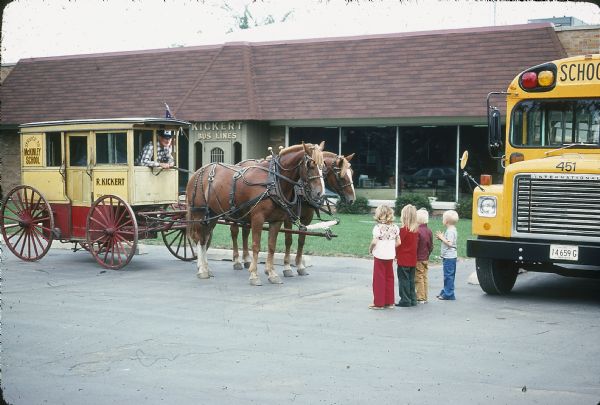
[0,23,565,125]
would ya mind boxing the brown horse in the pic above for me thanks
[186,143,324,286]
[230,150,356,275]
[282,151,355,276]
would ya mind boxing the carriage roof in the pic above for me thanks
[20,117,190,130]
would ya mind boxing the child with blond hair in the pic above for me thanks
[395,204,418,307]
[415,208,433,303]
[436,210,459,300]
[368,205,400,309]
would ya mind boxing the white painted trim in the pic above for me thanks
[367,199,456,210]
[395,126,399,199]
[456,125,460,202]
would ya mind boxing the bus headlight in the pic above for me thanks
[477,196,497,217]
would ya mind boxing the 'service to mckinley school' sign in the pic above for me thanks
[192,121,243,140]
[23,135,43,166]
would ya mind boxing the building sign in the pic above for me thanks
[191,121,243,140]
[22,135,43,166]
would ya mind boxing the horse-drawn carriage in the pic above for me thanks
[2,117,356,282]
[0,118,195,269]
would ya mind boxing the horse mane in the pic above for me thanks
[279,143,324,167]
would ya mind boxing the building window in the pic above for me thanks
[459,125,503,200]
[194,141,203,169]
[398,126,457,202]
[289,127,339,152]
[210,147,224,163]
[234,142,242,164]
[341,127,396,200]
[46,132,62,167]
[96,132,127,164]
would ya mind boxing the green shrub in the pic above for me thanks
[336,196,370,214]
[395,193,432,214]
[455,196,473,219]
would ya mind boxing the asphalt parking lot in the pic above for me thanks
[1,244,599,405]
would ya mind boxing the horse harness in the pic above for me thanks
[189,152,322,228]
[314,156,354,218]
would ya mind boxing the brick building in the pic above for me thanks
[1,22,595,206]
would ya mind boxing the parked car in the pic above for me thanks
[403,167,456,189]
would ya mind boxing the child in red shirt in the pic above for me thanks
[395,204,418,307]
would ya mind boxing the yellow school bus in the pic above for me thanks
[465,54,600,294]
[1,118,195,269]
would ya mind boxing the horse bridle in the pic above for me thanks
[275,150,324,210]
[326,156,354,202]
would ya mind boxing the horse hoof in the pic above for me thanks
[268,275,283,284]
[208,270,214,278]
[197,272,210,279]
[297,268,309,276]
[233,263,243,270]
[283,269,295,278]
[244,262,251,269]
[249,277,262,286]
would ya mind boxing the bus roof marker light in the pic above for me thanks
[521,72,538,89]
[538,70,554,87]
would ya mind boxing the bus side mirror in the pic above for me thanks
[460,150,469,170]
[488,107,503,157]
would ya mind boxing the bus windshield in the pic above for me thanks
[510,99,600,147]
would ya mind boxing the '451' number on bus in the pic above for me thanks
[556,162,576,172]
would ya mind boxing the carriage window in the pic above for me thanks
[69,136,88,166]
[96,132,127,164]
[134,130,154,166]
[46,132,62,167]
[210,147,224,163]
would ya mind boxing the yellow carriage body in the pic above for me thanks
[19,118,189,239]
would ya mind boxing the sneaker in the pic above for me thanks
[417,300,428,304]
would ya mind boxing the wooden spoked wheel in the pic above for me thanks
[86,194,138,269]
[161,226,197,261]
[161,200,196,261]
[0,185,54,261]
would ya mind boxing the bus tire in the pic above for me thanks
[476,258,518,295]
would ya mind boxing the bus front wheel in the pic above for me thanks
[476,258,518,295]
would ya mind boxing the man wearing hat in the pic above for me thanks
[138,130,175,168]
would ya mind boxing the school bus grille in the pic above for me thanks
[514,174,600,239]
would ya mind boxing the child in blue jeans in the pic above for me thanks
[435,210,459,300]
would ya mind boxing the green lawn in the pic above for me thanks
[158,213,473,262]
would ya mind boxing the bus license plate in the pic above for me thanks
[549,245,579,261]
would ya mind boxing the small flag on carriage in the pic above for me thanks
[164,102,173,119]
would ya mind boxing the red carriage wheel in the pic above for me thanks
[161,201,196,261]
[86,194,138,269]
[0,185,54,261]
[161,227,197,261]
